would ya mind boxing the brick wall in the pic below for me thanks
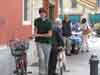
[43,0,59,20]
[43,0,49,16]
[54,0,59,19]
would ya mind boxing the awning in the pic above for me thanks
[78,0,97,10]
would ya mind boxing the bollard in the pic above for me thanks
[89,54,99,75]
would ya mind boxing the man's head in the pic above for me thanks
[81,18,87,24]
[55,18,62,28]
[64,14,68,21]
[39,8,47,18]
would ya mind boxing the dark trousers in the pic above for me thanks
[48,45,58,75]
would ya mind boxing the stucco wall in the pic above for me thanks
[0,0,32,44]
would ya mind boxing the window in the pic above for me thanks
[31,0,43,33]
[97,0,100,7]
[23,0,32,25]
[24,0,28,21]
[71,0,77,8]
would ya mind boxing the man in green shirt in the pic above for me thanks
[34,8,52,75]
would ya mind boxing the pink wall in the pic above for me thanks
[0,0,32,44]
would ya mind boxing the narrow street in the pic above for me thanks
[24,36,100,75]
[0,47,15,75]
[29,52,90,75]
[0,36,100,75]
[0,0,100,75]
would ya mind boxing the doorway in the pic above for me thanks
[49,3,55,20]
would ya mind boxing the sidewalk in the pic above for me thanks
[0,37,100,75]
[27,52,91,75]
[27,36,100,75]
[0,46,15,75]
[27,39,38,66]
[27,52,100,75]
[65,53,90,75]
[0,39,38,75]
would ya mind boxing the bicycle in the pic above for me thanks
[55,47,65,75]
[8,39,32,75]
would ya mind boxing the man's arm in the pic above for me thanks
[36,30,52,37]
[57,28,64,46]
[34,26,52,37]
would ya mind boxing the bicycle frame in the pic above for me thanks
[8,39,32,75]
[55,47,64,75]
[15,52,27,75]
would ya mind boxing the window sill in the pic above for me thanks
[23,21,32,25]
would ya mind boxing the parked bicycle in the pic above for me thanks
[8,39,32,75]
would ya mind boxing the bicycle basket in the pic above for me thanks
[9,40,29,56]
[11,49,25,56]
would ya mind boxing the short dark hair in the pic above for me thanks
[39,8,47,14]
[81,18,87,24]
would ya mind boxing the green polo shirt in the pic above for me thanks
[34,18,52,44]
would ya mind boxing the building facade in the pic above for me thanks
[0,0,31,44]
[0,0,59,44]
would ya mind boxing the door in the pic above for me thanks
[49,3,55,20]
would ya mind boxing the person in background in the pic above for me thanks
[48,18,69,75]
[71,22,82,54]
[62,15,72,56]
[34,8,52,75]
[81,18,91,52]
